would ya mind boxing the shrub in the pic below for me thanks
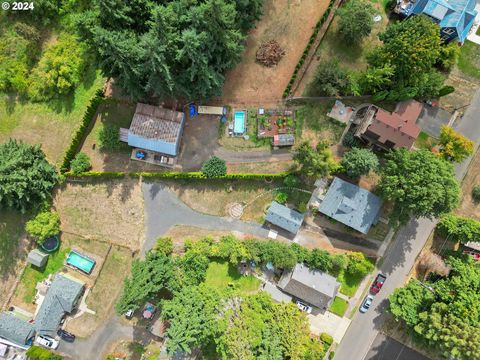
[26,346,58,360]
[98,124,121,150]
[320,333,334,346]
[472,185,480,202]
[342,131,361,148]
[329,351,335,359]
[346,252,374,277]
[70,152,91,174]
[308,60,352,96]
[297,202,307,213]
[341,148,379,178]
[275,191,288,204]
[154,237,173,255]
[25,211,60,243]
[438,85,455,97]
[201,156,227,178]
[283,174,299,187]
[309,249,333,272]
[337,0,374,44]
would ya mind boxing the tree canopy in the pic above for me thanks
[293,141,338,178]
[439,126,474,163]
[25,211,61,243]
[377,149,459,225]
[341,147,379,178]
[0,139,58,212]
[76,0,264,100]
[202,156,227,178]
[337,0,374,44]
[389,256,480,359]
[437,214,480,244]
[308,60,352,97]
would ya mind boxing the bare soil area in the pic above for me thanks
[218,0,330,105]
[227,160,294,174]
[440,70,479,113]
[54,178,145,250]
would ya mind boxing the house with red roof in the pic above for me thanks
[352,100,423,150]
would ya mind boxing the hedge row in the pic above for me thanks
[65,171,289,180]
[60,89,105,173]
[283,0,337,98]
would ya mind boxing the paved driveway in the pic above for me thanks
[365,334,430,360]
[334,90,480,360]
[416,105,451,137]
[142,181,271,254]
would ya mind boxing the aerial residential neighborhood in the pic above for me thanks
[1,0,480,359]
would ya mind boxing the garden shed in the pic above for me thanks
[265,201,304,234]
[27,249,49,268]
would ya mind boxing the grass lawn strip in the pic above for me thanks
[203,260,261,295]
[414,131,438,150]
[457,40,480,80]
[329,296,348,317]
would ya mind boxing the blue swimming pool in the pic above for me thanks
[66,250,96,274]
[233,111,246,135]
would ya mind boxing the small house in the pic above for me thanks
[0,312,35,348]
[27,249,49,269]
[265,201,305,235]
[34,274,84,337]
[318,177,382,234]
[278,263,340,311]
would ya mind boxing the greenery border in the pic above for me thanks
[282,0,336,98]
[60,89,105,173]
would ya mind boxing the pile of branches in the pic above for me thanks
[256,40,285,67]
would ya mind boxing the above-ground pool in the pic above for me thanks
[66,250,96,274]
[233,111,246,135]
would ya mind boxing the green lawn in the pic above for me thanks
[0,69,105,166]
[414,131,438,150]
[457,40,480,80]
[337,264,374,297]
[296,102,346,143]
[204,260,261,294]
[17,246,70,303]
[329,296,348,317]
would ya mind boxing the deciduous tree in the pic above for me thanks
[202,156,227,178]
[341,148,379,178]
[25,211,61,243]
[293,141,338,178]
[437,214,480,244]
[337,0,374,44]
[439,125,474,162]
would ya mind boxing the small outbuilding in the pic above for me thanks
[27,249,49,268]
[265,201,305,235]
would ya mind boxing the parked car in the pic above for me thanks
[359,295,374,313]
[36,335,59,350]
[125,309,134,319]
[296,301,312,314]
[370,273,387,295]
[57,329,75,342]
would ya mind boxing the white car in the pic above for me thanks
[36,335,59,350]
[296,301,312,314]
[360,294,374,313]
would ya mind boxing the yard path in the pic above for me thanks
[141,181,272,254]
[214,147,293,163]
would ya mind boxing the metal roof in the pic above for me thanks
[127,103,185,156]
[27,249,48,268]
[34,274,84,337]
[265,201,304,234]
[273,134,295,146]
[318,177,382,234]
[0,312,35,346]
[278,264,340,309]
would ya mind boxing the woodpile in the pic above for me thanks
[256,40,285,67]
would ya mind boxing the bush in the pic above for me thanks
[201,156,227,178]
[342,131,361,148]
[472,185,480,202]
[98,124,121,150]
[438,85,455,97]
[154,237,173,255]
[25,211,60,243]
[283,174,299,188]
[346,252,374,277]
[71,152,91,174]
[308,60,352,96]
[26,346,59,360]
[275,191,288,204]
[320,333,334,346]
[329,351,335,359]
[337,0,374,44]
[341,148,379,178]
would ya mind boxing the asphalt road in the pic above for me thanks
[365,334,429,360]
[334,90,480,360]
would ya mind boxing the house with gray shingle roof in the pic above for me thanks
[318,177,382,234]
[265,201,305,234]
[34,274,84,337]
[278,263,340,310]
[0,312,35,348]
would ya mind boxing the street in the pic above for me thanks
[334,89,480,360]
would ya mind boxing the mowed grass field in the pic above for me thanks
[204,260,261,294]
[0,70,104,166]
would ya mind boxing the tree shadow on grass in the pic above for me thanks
[0,210,28,279]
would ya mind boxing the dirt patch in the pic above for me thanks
[440,70,479,113]
[227,160,294,174]
[54,178,145,249]
[456,146,480,219]
[218,0,331,105]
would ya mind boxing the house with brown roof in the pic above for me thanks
[353,100,422,150]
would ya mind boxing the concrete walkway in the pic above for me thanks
[142,181,271,254]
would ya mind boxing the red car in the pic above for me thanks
[370,273,387,294]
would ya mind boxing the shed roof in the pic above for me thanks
[318,177,382,234]
[278,264,340,309]
[34,274,84,337]
[128,103,185,156]
[368,100,422,149]
[273,134,295,146]
[27,249,49,268]
[0,312,35,346]
[265,201,304,234]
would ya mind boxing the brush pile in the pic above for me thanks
[256,40,285,67]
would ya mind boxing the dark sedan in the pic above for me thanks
[57,329,75,342]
